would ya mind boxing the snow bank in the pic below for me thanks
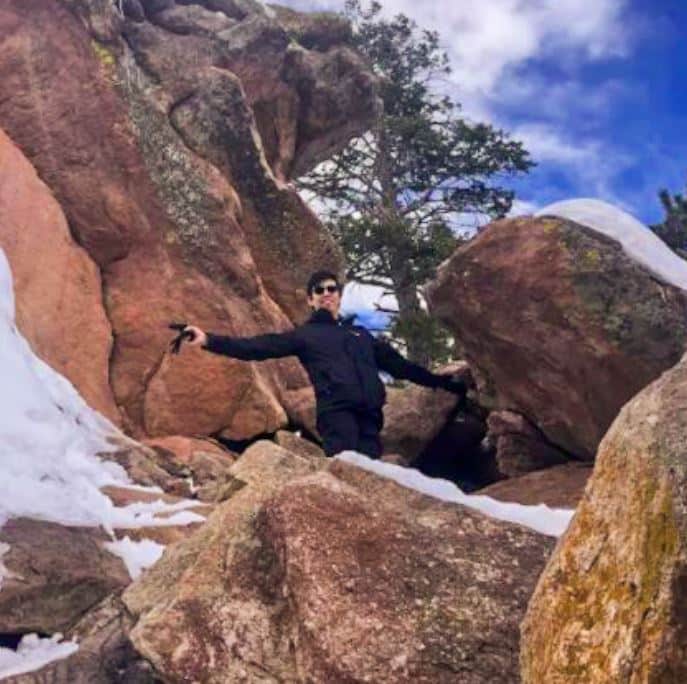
[105,536,165,579]
[0,249,203,534]
[336,451,574,537]
[0,633,78,679]
[536,198,687,291]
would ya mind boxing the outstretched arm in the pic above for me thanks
[372,338,466,394]
[203,330,303,361]
[183,325,303,361]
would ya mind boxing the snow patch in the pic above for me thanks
[0,542,10,590]
[0,633,78,679]
[536,198,687,291]
[105,536,165,579]
[336,451,574,537]
[0,249,203,534]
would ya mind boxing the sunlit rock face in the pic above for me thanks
[124,442,553,683]
[0,0,380,439]
[521,352,687,683]
[427,214,687,460]
[0,129,120,424]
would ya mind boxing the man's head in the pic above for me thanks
[306,270,342,317]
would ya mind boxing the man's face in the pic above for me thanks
[308,278,342,317]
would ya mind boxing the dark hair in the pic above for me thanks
[306,270,341,296]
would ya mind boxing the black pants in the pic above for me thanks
[317,408,384,459]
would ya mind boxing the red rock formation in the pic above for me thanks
[124,441,553,683]
[479,462,592,508]
[0,0,379,439]
[427,216,687,459]
[486,409,569,477]
[0,519,129,634]
[0,128,120,423]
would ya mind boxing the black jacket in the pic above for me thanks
[203,309,448,415]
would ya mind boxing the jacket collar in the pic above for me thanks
[307,309,357,326]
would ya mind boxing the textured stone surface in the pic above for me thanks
[0,0,378,440]
[2,595,157,684]
[124,439,552,683]
[486,410,569,477]
[274,428,326,461]
[143,435,236,480]
[479,462,592,508]
[0,128,120,424]
[381,362,470,464]
[428,216,687,459]
[521,352,687,683]
[0,519,129,634]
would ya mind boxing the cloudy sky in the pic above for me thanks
[280,0,686,225]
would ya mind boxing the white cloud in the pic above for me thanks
[508,199,540,217]
[281,0,638,212]
[278,0,631,104]
[512,123,635,206]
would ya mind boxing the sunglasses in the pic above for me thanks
[313,284,339,295]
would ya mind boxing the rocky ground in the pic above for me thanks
[1,1,687,681]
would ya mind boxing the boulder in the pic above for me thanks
[427,216,687,459]
[269,4,352,50]
[381,362,470,464]
[124,439,552,682]
[143,435,237,481]
[479,462,592,509]
[148,4,237,35]
[274,429,325,461]
[0,519,129,634]
[486,410,569,477]
[0,0,379,440]
[521,352,687,682]
[2,595,156,683]
[102,437,194,497]
[0,128,120,424]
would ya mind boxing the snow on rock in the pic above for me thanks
[0,633,78,679]
[536,198,687,291]
[0,248,203,535]
[0,542,11,590]
[105,536,165,580]
[336,451,574,537]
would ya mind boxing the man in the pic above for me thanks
[182,270,467,458]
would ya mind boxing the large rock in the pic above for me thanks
[427,216,687,459]
[521,352,687,682]
[2,595,157,684]
[0,519,129,634]
[486,410,569,477]
[479,462,592,508]
[0,129,120,424]
[381,362,470,464]
[124,440,552,682]
[0,0,378,439]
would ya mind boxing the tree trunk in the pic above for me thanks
[390,263,430,367]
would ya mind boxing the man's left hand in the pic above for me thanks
[436,374,467,396]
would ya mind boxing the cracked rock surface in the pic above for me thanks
[0,0,380,440]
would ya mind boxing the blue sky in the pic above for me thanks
[280,0,686,225]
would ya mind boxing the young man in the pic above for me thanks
[183,270,467,458]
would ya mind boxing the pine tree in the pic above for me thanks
[651,186,687,259]
[298,0,533,366]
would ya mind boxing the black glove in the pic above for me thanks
[435,374,467,397]
[168,322,196,354]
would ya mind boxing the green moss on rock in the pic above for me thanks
[557,220,687,360]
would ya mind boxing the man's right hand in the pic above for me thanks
[182,325,207,347]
